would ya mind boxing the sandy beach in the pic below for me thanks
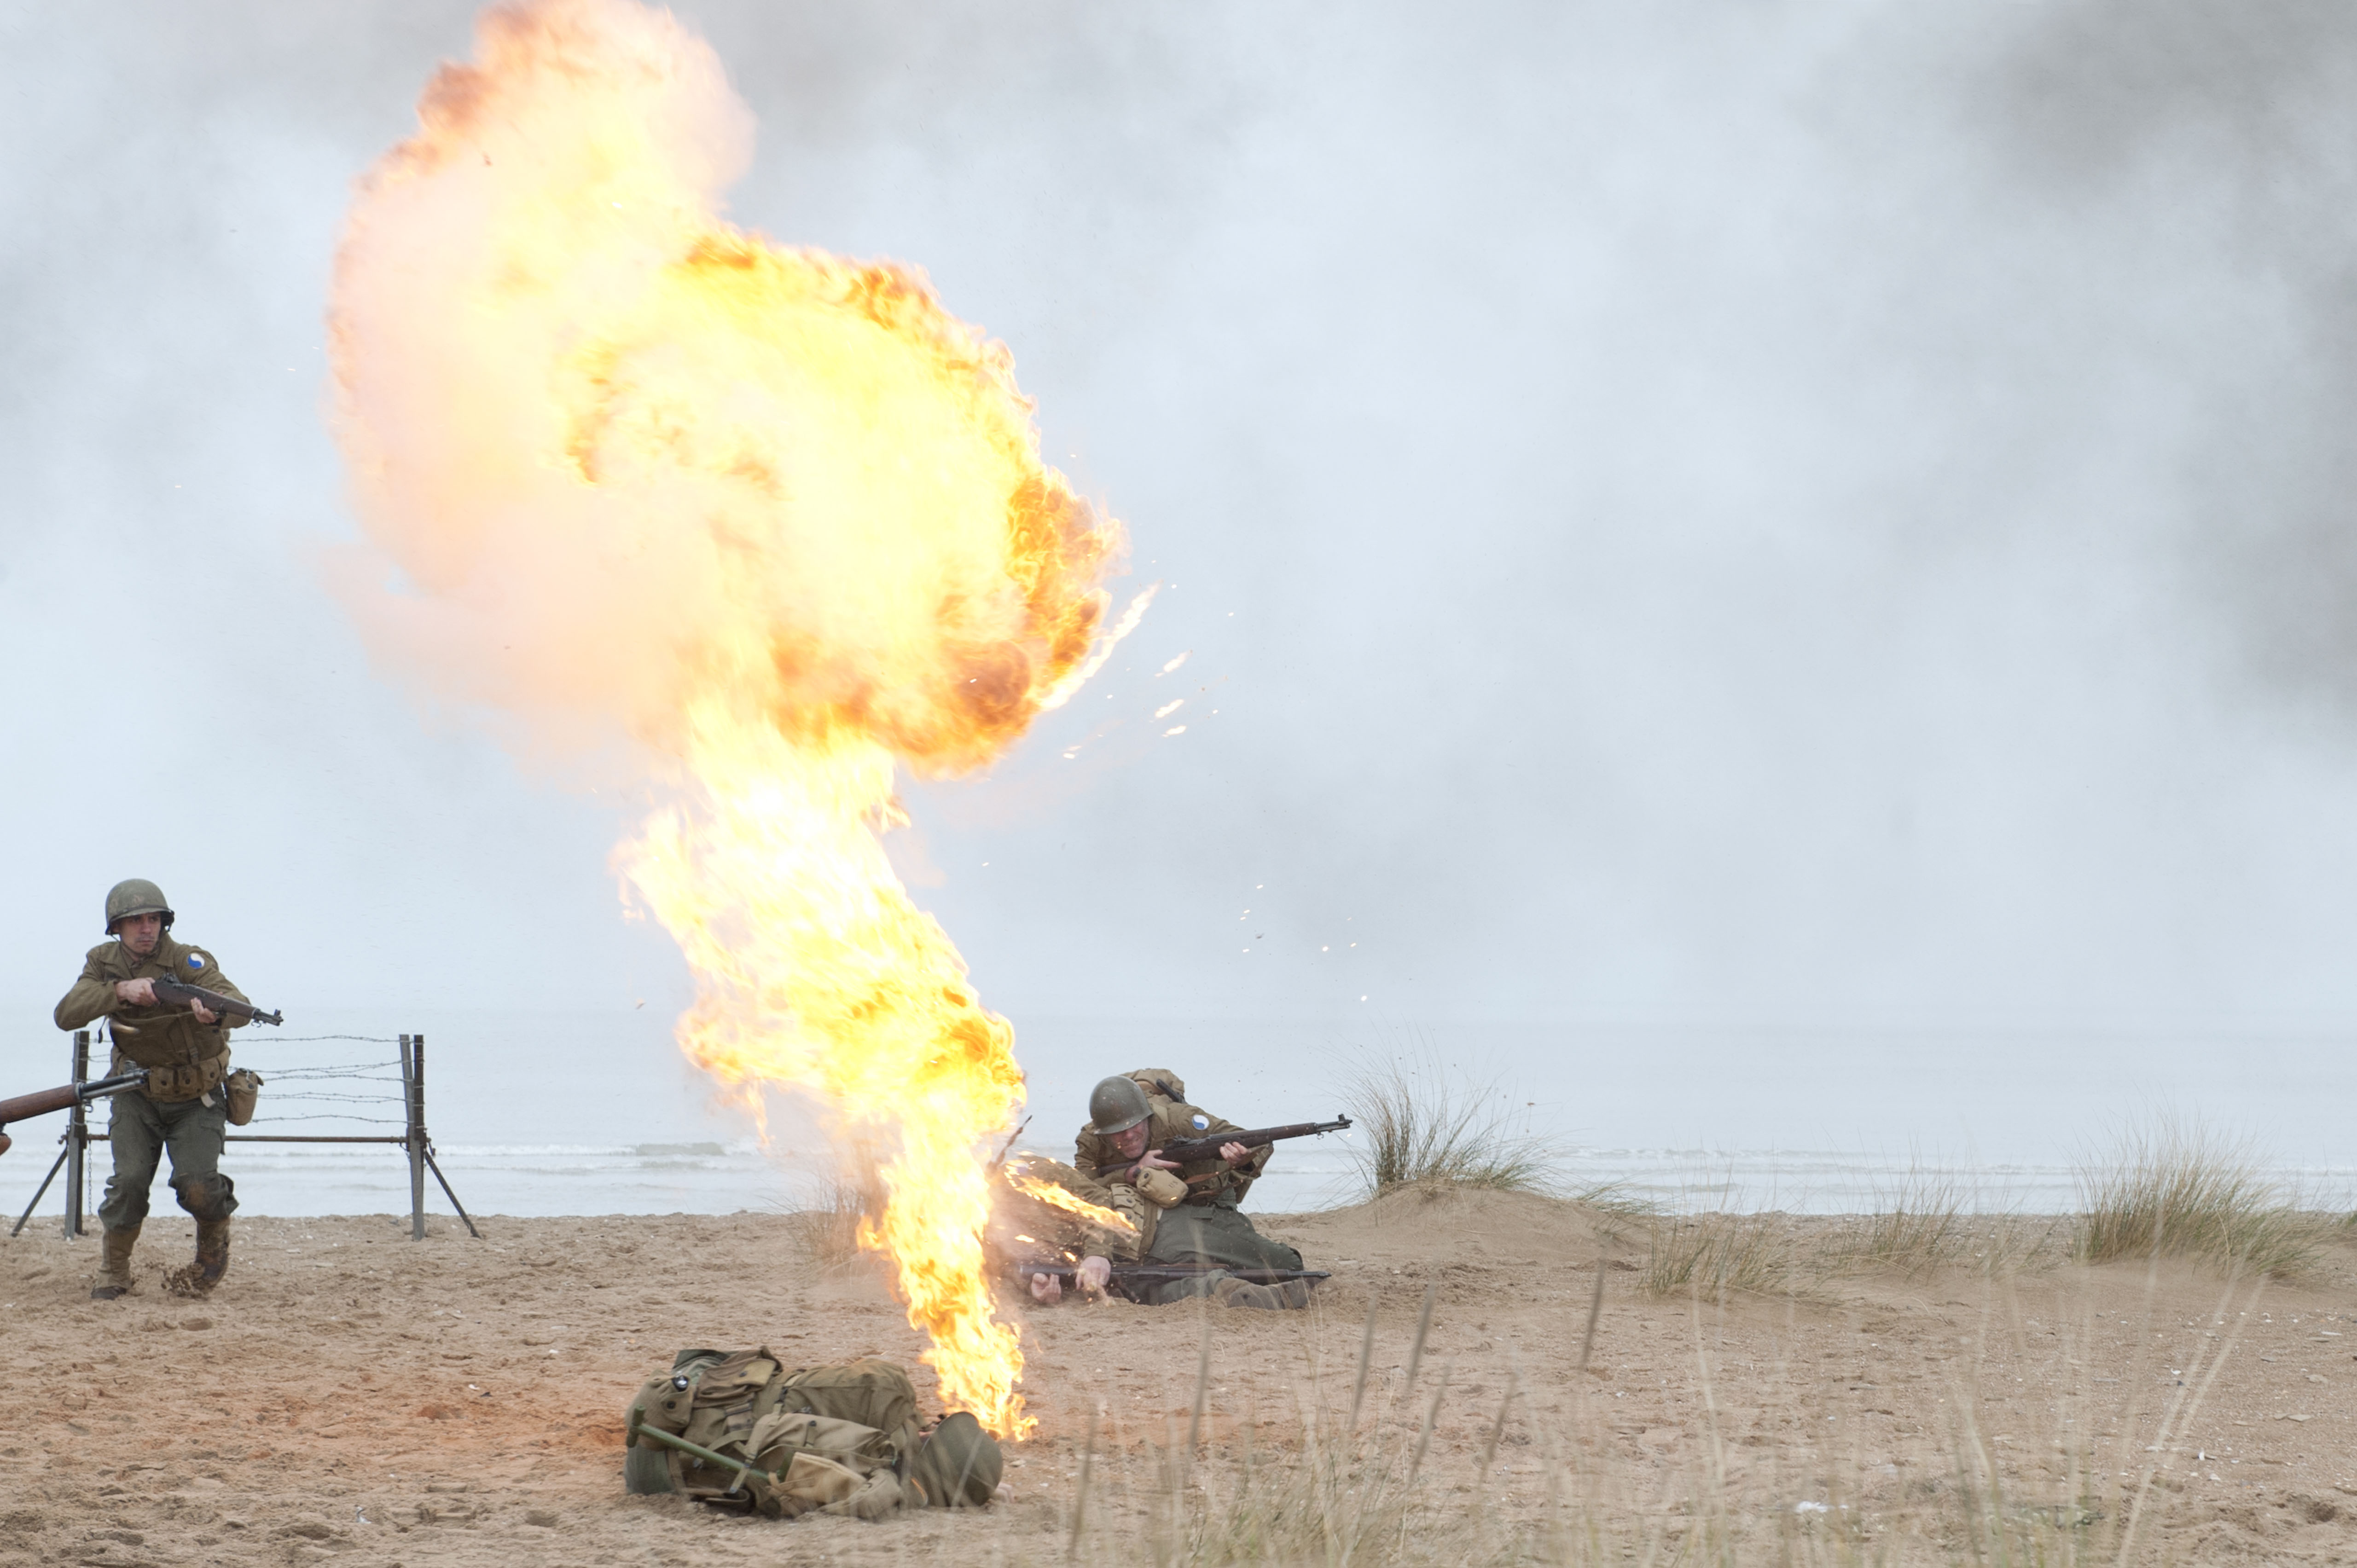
[3,1188,2353,1566]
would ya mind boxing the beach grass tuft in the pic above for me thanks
[1338,1056,1558,1198]
[1638,1209,1804,1298]
[784,1153,887,1268]
[2072,1118,2329,1277]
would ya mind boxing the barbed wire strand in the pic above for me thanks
[237,1114,408,1126]
[249,1070,402,1084]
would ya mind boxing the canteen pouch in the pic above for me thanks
[223,1069,261,1127]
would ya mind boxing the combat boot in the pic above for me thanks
[1211,1275,1313,1310]
[89,1224,140,1301]
[164,1217,230,1298]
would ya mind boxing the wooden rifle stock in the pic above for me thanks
[149,978,284,1026]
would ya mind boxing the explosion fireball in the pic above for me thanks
[1004,1164,1140,1238]
[326,0,1130,1436]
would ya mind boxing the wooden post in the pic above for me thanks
[401,1034,425,1240]
[64,1029,89,1239]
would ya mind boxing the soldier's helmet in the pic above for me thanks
[907,1411,1004,1507]
[103,879,174,935]
[1088,1075,1153,1137]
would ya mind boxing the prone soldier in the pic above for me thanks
[52,879,254,1300]
[1074,1069,1316,1309]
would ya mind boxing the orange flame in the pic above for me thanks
[1005,1165,1139,1236]
[325,0,1132,1437]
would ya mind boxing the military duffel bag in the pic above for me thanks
[622,1350,1002,1517]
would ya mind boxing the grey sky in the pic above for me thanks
[7,2,2357,1125]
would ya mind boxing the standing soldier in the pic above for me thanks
[1074,1069,1316,1309]
[53,879,252,1300]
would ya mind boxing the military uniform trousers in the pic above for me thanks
[1138,1197,1303,1304]
[101,1093,237,1231]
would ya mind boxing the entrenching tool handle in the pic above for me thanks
[626,1408,763,1497]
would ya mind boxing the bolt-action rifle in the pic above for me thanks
[1014,1260,1330,1302]
[0,1071,148,1157]
[1088,1115,1352,1183]
[147,978,284,1027]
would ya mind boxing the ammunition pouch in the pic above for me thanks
[142,1053,228,1106]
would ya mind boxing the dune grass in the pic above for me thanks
[1622,1121,2340,1301]
[1045,1290,2135,1568]
[1638,1209,1804,1299]
[783,1150,887,1268]
[1338,1056,1558,1198]
[2072,1119,2329,1277]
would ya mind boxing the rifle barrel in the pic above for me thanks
[1090,1114,1352,1182]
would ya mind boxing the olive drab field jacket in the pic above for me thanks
[54,936,250,1103]
[1072,1068,1274,1220]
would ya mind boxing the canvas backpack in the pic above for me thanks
[623,1351,999,1518]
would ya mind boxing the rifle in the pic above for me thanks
[1015,1261,1330,1302]
[1089,1115,1352,1183]
[0,1071,148,1157]
[148,978,284,1027]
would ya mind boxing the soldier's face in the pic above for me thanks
[1111,1122,1150,1159]
[117,912,163,956]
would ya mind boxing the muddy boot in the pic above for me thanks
[89,1224,140,1301]
[164,1217,230,1298]
[1211,1275,1313,1310]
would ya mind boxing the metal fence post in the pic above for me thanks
[64,1029,89,1239]
[400,1033,425,1240]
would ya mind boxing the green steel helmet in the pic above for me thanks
[1088,1075,1152,1137]
[103,879,174,935]
[907,1411,1003,1507]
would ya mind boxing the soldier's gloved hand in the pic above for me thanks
[1028,1272,1064,1304]
[1220,1141,1250,1167]
[115,978,157,1007]
[1077,1256,1112,1296]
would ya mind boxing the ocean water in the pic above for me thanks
[7,1009,2355,1224]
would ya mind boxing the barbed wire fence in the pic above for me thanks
[10,1026,478,1241]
